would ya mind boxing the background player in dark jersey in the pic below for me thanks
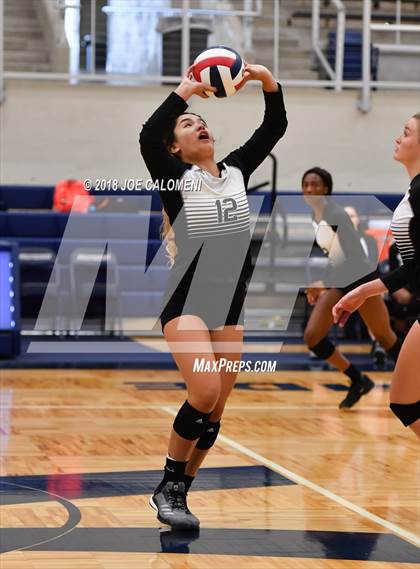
[301,167,401,409]
[140,64,287,529]
[333,114,420,437]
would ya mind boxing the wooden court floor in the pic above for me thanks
[0,367,418,568]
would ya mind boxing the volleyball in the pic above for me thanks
[192,46,246,98]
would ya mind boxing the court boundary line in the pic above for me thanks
[0,405,388,411]
[160,405,420,548]
[1,481,82,554]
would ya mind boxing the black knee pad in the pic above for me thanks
[309,337,335,359]
[195,420,221,450]
[390,401,420,427]
[173,400,211,440]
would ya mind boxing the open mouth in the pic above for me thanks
[198,131,210,140]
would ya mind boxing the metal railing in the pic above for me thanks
[0,0,264,92]
[0,0,419,111]
[101,0,262,75]
[359,0,420,112]
[312,0,346,91]
[0,0,3,103]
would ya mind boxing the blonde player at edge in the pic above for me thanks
[333,113,420,437]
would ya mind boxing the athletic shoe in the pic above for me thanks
[159,527,200,553]
[371,341,386,368]
[339,374,375,409]
[309,350,319,360]
[150,481,200,530]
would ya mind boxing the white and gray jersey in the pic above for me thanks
[390,190,415,263]
[181,163,250,239]
[140,87,288,285]
[381,173,420,297]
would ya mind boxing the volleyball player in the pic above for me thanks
[139,64,287,529]
[301,167,402,409]
[333,113,420,436]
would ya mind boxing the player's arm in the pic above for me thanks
[333,261,410,326]
[305,244,329,305]
[223,64,288,186]
[324,205,374,288]
[332,211,411,326]
[380,264,410,295]
[409,177,420,292]
[139,68,216,182]
[139,94,188,183]
[305,206,359,302]
[376,178,420,295]
[332,278,388,326]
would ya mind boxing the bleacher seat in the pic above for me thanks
[0,186,54,210]
[0,211,163,240]
[0,185,164,213]
[326,30,378,80]
[291,9,420,26]
[7,213,61,238]
[69,248,122,332]
[0,188,404,331]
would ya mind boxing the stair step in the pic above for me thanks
[5,13,40,22]
[4,10,38,20]
[4,61,51,72]
[5,51,49,64]
[5,21,44,32]
[4,29,44,40]
[5,38,48,51]
[253,34,300,49]
[4,0,50,73]
[281,69,319,80]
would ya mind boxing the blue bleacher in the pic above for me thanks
[0,185,54,210]
[0,185,403,324]
[0,212,163,240]
[0,185,400,214]
[326,30,378,81]
[0,185,162,212]
[0,199,171,320]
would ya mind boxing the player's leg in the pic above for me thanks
[357,295,402,362]
[304,288,347,368]
[151,315,222,529]
[389,321,420,437]
[304,288,374,408]
[184,324,244,491]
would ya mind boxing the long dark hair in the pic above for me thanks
[161,112,207,265]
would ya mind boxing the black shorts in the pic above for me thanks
[339,270,379,295]
[160,279,247,331]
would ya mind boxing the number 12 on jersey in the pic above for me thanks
[216,198,238,223]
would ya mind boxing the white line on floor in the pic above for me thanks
[0,405,168,410]
[0,405,386,411]
[160,405,420,547]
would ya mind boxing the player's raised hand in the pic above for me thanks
[242,63,278,92]
[175,65,217,100]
